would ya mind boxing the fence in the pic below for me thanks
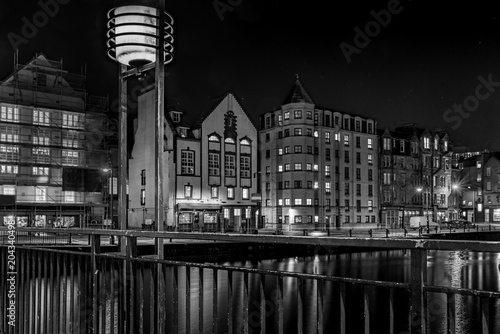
[1,228,499,333]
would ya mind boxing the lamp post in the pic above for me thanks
[106,0,174,238]
[106,1,173,332]
[102,168,114,227]
[416,186,430,230]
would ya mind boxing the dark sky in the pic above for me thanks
[1,0,500,151]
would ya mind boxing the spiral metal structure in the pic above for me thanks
[106,5,174,67]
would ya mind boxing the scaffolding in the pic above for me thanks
[0,53,116,227]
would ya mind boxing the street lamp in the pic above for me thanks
[106,0,174,239]
[416,186,430,230]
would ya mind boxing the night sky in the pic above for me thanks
[1,0,500,151]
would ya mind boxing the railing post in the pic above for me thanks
[90,234,101,333]
[410,248,427,334]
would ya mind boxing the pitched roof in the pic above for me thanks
[282,74,314,105]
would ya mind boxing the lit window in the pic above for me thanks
[423,137,430,149]
[184,185,193,198]
[285,198,290,205]
[225,154,236,176]
[344,135,349,146]
[278,199,283,206]
[294,198,302,205]
[368,154,373,165]
[294,163,302,170]
[325,165,330,176]
[32,167,49,175]
[240,156,251,178]
[278,148,283,155]
[208,153,220,176]
[285,163,290,171]
[278,165,283,172]
[208,134,220,142]
[0,165,18,174]
[64,191,75,203]
[3,185,15,195]
[313,164,318,171]
[367,138,373,149]
[294,110,302,119]
[227,187,234,199]
[62,113,82,128]
[307,198,312,205]
[284,111,290,120]
[325,182,331,193]
[306,163,312,171]
[211,186,219,198]
[0,126,19,143]
[0,106,19,122]
[35,187,47,202]
[325,132,330,143]
[33,109,50,125]
[62,150,79,166]
[140,189,146,205]
[242,188,250,200]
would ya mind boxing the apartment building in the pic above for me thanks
[379,125,454,227]
[0,53,113,227]
[259,76,379,231]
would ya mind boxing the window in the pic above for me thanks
[307,198,312,206]
[325,182,331,193]
[313,130,319,138]
[400,140,405,152]
[368,200,373,211]
[383,138,391,150]
[294,198,302,205]
[306,128,312,136]
[211,186,219,198]
[344,135,349,146]
[242,188,250,200]
[306,163,312,171]
[284,129,290,137]
[0,106,19,122]
[227,187,234,199]
[356,184,361,196]
[35,187,47,202]
[62,150,78,165]
[477,160,482,168]
[0,165,18,174]
[314,113,319,125]
[307,111,312,119]
[284,111,290,120]
[0,126,19,143]
[356,121,361,132]
[181,150,195,175]
[62,113,82,128]
[411,142,418,153]
[141,169,146,185]
[423,137,430,149]
[383,172,391,185]
[326,148,331,160]
[278,148,283,155]
[294,145,302,153]
[345,199,350,211]
[367,138,373,149]
[240,156,251,178]
[266,166,270,174]
[345,182,349,195]
[278,199,283,206]
[285,146,290,154]
[278,165,283,172]
[285,198,290,206]
[184,185,193,198]
[294,128,302,136]
[368,123,373,134]
[314,164,319,171]
[356,200,361,211]
[367,154,373,165]
[33,109,50,125]
[3,185,15,195]
[32,148,50,163]
[344,118,349,130]
[225,154,236,177]
[277,114,283,126]
[344,167,349,179]
[62,131,79,148]
[209,153,220,175]
[477,174,482,182]
[294,163,302,170]
[33,167,49,175]
[285,163,290,171]
[294,110,302,119]
[326,199,331,210]
[294,180,302,188]
[208,134,220,142]
[368,185,373,196]
[140,189,146,205]
[356,136,360,148]
[325,165,330,177]
[344,150,349,163]
[356,152,361,164]
[294,215,302,224]
[368,169,373,181]
[307,181,313,189]
[284,181,290,189]
[356,168,361,180]
[325,132,330,143]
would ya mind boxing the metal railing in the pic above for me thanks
[1,228,499,334]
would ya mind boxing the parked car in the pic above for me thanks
[446,220,475,229]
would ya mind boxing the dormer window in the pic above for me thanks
[171,112,181,123]
[179,127,187,138]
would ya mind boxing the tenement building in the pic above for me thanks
[0,54,112,227]
[259,76,379,231]
[379,125,454,228]
[128,90,259,231]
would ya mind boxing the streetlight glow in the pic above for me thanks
[106,5,174,67]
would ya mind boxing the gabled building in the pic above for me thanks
[0,53,112,227]
[379,125,454,227]
[128,91,259,231]
[259,76,379,231]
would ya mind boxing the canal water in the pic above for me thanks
[172,249,500,334]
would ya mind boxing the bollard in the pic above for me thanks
[404,228,407,237]
[386,229,389,238]
[303,229,307,236]
[369,229,373,238]
[349,229,353,237]
[435,226,438,233]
